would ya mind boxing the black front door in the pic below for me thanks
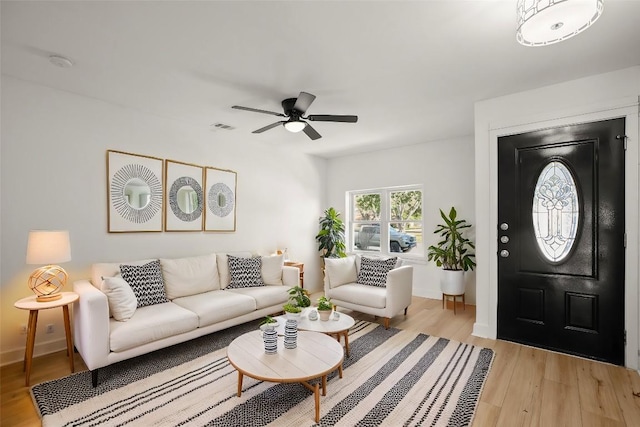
[497,118,626,365]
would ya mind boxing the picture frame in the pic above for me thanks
[204,167,237,232]
[164,159,204,231]
[107,150,164,232]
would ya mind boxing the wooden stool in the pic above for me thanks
[442,293,465,315]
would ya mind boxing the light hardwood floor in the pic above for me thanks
[2,296,639,426]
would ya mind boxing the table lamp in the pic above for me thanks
[25,230,71,302]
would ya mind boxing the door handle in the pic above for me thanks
[500,250,510,258]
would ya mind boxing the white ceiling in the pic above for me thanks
[2,1,640,158]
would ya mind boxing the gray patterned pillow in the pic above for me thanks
[120,260,170,308]
[227,255,264,288]
[356,256,398,287]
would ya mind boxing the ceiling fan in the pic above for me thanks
[232,91,358,140]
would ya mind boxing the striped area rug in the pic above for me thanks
[33,321,493,426]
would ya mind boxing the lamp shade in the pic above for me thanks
[517,0,604,47]
[26,230,71,264]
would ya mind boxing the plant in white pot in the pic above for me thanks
[427,207,476,297]
[316,296,333,321]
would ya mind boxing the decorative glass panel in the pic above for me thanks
[532,161,579,262]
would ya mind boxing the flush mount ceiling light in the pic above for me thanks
[283,120,307,133]
[516,0,604,47]
[49,54,74,68]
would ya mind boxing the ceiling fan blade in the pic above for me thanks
[293,92,316,114]
[306,114,358,123]
[232,105,285,117]
[252,121,284,133]
[303,123,322,140]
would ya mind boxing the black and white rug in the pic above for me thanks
[32,321,494,426]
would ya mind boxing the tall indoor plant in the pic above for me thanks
[315,207,347,258]
[427,207,476,295]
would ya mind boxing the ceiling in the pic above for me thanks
[2,1,640,158]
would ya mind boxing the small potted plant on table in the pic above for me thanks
[259,315,278,332]
[283,303,302,320]
[288,286,311,308]
[317,296,333,321]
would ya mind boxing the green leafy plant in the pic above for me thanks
[259,316,277,326]
[315,207,347,258]
[317,296,333,311]
[288,286,311,308]
[282,303,302,313]
[427,207,476,271]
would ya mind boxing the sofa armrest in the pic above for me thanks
[385,265,413,316]
[282,265,300,287]
[73,280,111,370]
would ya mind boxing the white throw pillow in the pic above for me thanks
[101,276,137,321]
[261,254,284,285]
[324,256,357,289]
[160,254,219,299]
[216,252,253,288]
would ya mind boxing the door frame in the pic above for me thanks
[475,100,639,370]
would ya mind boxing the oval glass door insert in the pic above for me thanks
[532,161,579,262]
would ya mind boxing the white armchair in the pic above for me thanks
[323,255,413,329]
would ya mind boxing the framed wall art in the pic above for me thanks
[204,167,237,232]
[164,160,204,231]
[107,150,164,232]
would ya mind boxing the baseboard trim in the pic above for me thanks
[1,338,67,367]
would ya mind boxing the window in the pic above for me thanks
[349,186,423,257]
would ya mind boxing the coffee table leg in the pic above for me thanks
[343,331,350,357]
[314,383,320,423]
[338,364,343,379]
[321,375,327,396]
[237,371,243,397]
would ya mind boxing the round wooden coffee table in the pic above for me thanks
[227,330,343,423]
[275,310,356,356]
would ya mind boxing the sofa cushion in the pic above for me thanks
[357,256,398,287]
[227,286,289,310]
[261,254,284,285]
[120,260,170,308]
[328,283,387,309]
[216,252,253,288]
[109,302,198,352]
[355,254,403,272]
[91,258,156,290]
[172,290,256,327]
[324,256,357,289]
[160,254,220,299]
[227,255,264,288]
[101,275,137,321]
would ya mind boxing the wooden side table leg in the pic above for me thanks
[62,305,74,373]
[442,294,445,309]
[314,383,320,423]
[453,295,457,315]
[463,293,466,311]
[237,371,243,397]
[24,310,38,386]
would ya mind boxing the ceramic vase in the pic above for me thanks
[284,319,298,349]
[319,309,332,321]
[263,328,278,354]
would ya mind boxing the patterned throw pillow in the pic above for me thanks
[120,260,170,308]
[356,256,398,287]
[227,255,264,288]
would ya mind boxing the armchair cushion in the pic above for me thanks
[329,283,387,309]
[324,256,357,289]
[227,255,264,288]
[120,260,170,308]
[357,256,398,287]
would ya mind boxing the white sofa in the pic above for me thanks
[73,252,297,386]
[323,254,413,329]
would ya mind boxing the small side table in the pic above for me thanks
[14,291,79,386]
[284,261,304,288]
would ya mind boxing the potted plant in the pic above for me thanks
[316,296,333,321]
[288,286,311,308]
[315,207,347,259]
[427,207,476,296]
[283,303,302,320]
[259,315,278,331]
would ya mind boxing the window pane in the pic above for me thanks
[353,193,380,221]
[353,223,380,252]
[390,190,422,221]
[388,223,420,253]
[532,161,579,262]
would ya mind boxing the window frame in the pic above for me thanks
[347,184,424,259]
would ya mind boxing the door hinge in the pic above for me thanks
[624,232,627,248]
[616,134,628,150]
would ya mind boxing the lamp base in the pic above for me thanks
[36,293,62,302]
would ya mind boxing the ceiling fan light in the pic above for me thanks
[516,0,603,47]
[284,120,306,133]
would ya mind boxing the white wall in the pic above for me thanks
[325,136,476,302]
[0,76,327,364]
[474,66,640,369]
